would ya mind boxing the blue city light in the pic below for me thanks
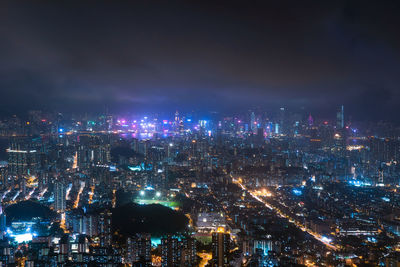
[6,227,36,243]
[349,180,362,187]
[12,233,33,243]
[348,180,372,187]
[109,165,116,172]
[321,236,332,243]
[292,188,302,196]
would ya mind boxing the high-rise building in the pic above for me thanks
[161,236,181,267]
[54,181,66,212]
[174,110,180,134]
[336,105,344,129]
[256,127,264,145]
[0,162,8,189]
[69,212,85,234]
[84,214,99,236]
[126,234,152,266]
[181,237,197,266]
[98,210,112,247]
[0,205,6,240]
[278,107,286,135]
[212,229,230,267]
[7,137,39,178]
[250,112,256,133]
[77,135,110,170]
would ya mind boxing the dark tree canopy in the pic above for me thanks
[112,203,188,237]
[5,200,55,225]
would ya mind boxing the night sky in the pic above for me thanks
[1,1,400,120]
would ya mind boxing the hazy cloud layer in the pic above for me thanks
[0,1,400,119]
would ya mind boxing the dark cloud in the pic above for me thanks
[0,1,400,120]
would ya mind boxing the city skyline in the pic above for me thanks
[1,1,400,266]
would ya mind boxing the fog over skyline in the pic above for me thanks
[1,1,400,121]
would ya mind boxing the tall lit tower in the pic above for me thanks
[378,168,384,185]
[0,204,6,239]
[278,107,285,134]
[174,111,180,133]
[54,181,66,212]
[174,111,179,124]
[161,236,181,267]
[99,210,112,247]
[212,228,230,267]
[250,112,256,133]
[336,105,344,129]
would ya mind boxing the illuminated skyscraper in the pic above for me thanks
[126,234,151,265]
[0,162,8,189]
[336,105,344,129]
[98,210,112,247]
[7,137,39,178]
[161,236,181,267]
[278,107,286,135]
[77,135,110,170]
[181,237,197,266]
[0,204,6,239]
[212,230,230,267]
[174,110,179,123]
[174,110,180,134]
[378,168,384,184]
[250,112,256,133]
[54,181,66,212]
